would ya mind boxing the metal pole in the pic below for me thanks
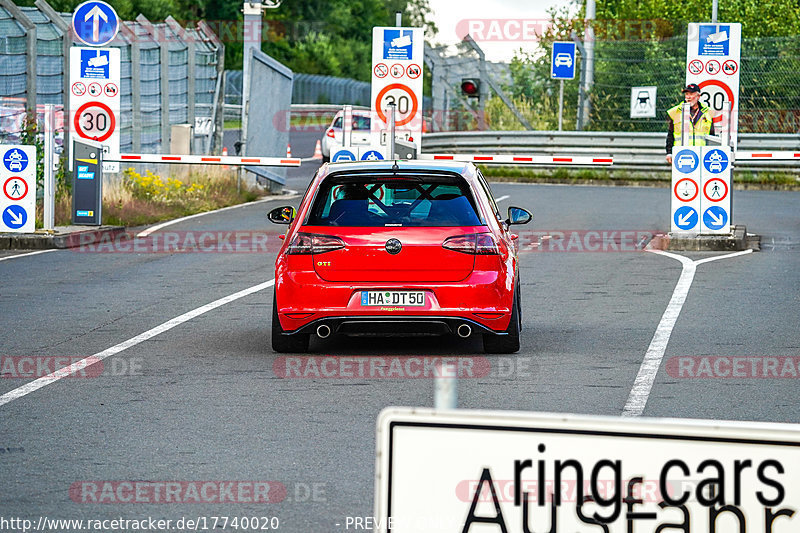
[43,104,55,231]
[342,104,352,148]
[583,0,595,128]
[711,0,718,23]
[387,103,396,159]
[395,11,402,27]
[558,79,564,131]
[681,102,690,146]
[721,101,731,147]
[434,360,457,409]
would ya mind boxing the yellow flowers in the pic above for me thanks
[123,168,204,202]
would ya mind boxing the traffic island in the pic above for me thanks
[0,226,126,250]
[648,225,760,252]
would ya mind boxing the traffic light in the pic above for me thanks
[461,78,480,98]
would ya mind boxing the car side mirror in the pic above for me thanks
[267,206,296,224]
[506,206,532,226]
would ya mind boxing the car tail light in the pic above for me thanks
[286,233,345,255]
[326,128,335,138]
[442,233,499,255]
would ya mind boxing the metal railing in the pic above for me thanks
[421,131,800,172]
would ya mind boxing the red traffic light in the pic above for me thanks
[461,79,480,97]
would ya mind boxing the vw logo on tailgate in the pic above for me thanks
[385,238,402,255]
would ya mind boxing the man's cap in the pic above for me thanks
[682,83,701,93]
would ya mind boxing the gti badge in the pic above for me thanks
[385,238,402,255]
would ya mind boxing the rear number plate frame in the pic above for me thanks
[361,291,425,307]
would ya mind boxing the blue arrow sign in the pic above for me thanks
[703,206,728,230]
[703,148,729,173]
[72,1,119,47]
[3,205,27,229]
[674,206,698,230]
[332,150,356,162]
[551,42,576,80]
[3,148,28,172]
[361,150,384,161]
[673,149,699,174]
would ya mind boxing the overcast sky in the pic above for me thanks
[426,0,572,61]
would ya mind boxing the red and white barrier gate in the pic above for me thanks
[106,153,302,167]
[417,153,614,166]
[735,151,800,161]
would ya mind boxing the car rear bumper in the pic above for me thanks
[275,270,514,334]
[278,315,509,337]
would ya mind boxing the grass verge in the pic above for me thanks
[36,166,263,228]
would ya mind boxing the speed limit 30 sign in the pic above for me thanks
[70,47,120,169]
[686,23,741,148]
[371,27,424,151]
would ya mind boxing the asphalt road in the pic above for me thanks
[1,152,799,531]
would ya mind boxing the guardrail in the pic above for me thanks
[421,131,800,172]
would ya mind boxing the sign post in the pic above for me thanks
[686,23,741,150]
[1,145,36,233]
[375,407,800,533]
[551,42,576,131]
[370,26,423,158]
[70,0,121,174]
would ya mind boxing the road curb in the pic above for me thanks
[649,225,761,252]
[0,226,126,250]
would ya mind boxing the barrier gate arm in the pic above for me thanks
[418,153,614,166]
[106,153,302,166]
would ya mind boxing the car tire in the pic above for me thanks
[271,291,309,353]
[482,284,521,354]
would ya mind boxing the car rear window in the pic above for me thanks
[306,174,484,227]
[331,115,371,130]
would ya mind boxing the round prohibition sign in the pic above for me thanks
[673,178,698,202]
[71,82,86,96]
[3,176,28,200]
[73,101,116,142]
[375,83,419,127]
[374,63,388,78]
[704,178,728,202]
[688,60,703,75]
[705,59,721,75]
[722,60,738,75]
[698,79,735,125]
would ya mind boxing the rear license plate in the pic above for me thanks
[361,291,425,307]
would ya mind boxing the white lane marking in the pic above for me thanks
[0,279,275,408]
[622,249,753,417]
[136,196,298,237]
[495,195,510,203]
[0,249,57,263]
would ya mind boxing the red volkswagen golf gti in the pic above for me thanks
[267,159,532,354]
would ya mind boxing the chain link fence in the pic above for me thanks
[0,0,225,157]
[587,34,800,133]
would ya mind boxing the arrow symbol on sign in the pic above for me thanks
[707,211,724,226]
[85,5,108,42]
[678,211,695,226]
[5,208,24,225]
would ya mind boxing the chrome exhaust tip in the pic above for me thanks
[316,324,331,339]
[457,324,472,338]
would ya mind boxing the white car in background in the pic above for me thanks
[321,109,372,162]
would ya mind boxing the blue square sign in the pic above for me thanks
[551,41,576,79]
[80,49,110,79]
[383,29,414,61]
[698,25,730,56]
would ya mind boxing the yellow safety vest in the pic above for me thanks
[667,103,712,147]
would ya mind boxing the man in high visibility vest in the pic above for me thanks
[665,83,715,164]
